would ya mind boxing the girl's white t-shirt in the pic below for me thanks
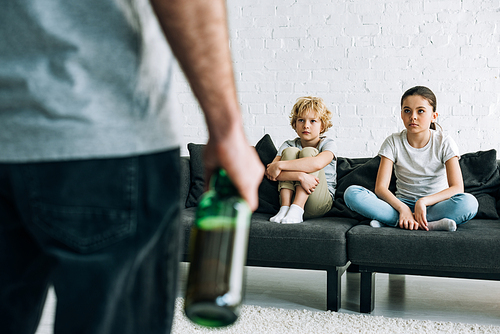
[277,137,337,198]
[378,129,459,200]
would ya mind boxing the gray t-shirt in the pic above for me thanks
[277,137,337,198]
[378,129,460,200]
[0,0,180,162]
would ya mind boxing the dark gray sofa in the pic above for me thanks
[180,148,356,312]
[180,135,500,313]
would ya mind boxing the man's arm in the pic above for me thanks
[150,0,264,210]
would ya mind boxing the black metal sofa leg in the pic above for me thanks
[360,270,375,313]
[326,267,342,311]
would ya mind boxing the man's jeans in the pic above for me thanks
[344,185,478,227]
[0,149,182,334]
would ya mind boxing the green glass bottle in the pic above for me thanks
[184,168,251,327]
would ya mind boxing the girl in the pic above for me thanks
[344,86,478,231]
[266,96,336,224]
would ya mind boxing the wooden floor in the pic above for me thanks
[36,262,500,333]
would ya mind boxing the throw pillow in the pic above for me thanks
[327,156,396,219]
[460,149,499,195]
[254,134,280,214]
[474,193,500,220]
[185,143,205,208]
[460,149,500,219]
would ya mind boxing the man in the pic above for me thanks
[0,1,263,333]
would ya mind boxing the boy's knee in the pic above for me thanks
[299,147,319,158]
[281,147,300,160]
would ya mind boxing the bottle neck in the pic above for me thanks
[211,169,239,197]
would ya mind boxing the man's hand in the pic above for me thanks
[203,125,264,212]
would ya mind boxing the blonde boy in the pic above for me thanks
[265,96,336,224]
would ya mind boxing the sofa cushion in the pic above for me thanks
[347,219,500,273]
[182,207,358,267]
[182,207,197,260]
[246,215,357,267]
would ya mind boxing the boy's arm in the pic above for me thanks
[265,156,281,181]
[266,156,307,182]
[269,151,334,177]
[266,165,319,195]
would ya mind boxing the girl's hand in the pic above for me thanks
[299,173,319,195]
[265,162,281,181]
[414,199,429,231]
[398,206,419,230]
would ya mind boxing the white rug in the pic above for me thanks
[172,298,500,334]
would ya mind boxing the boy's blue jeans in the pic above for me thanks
[0,149,182,334]
[344,185,478,227]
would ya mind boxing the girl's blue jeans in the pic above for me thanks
[344,185,478,227]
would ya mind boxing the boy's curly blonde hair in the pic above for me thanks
[290,96,333,134]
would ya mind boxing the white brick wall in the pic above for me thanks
[175,0,500,158]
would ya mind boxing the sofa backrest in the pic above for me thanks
[181,155,500,214]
